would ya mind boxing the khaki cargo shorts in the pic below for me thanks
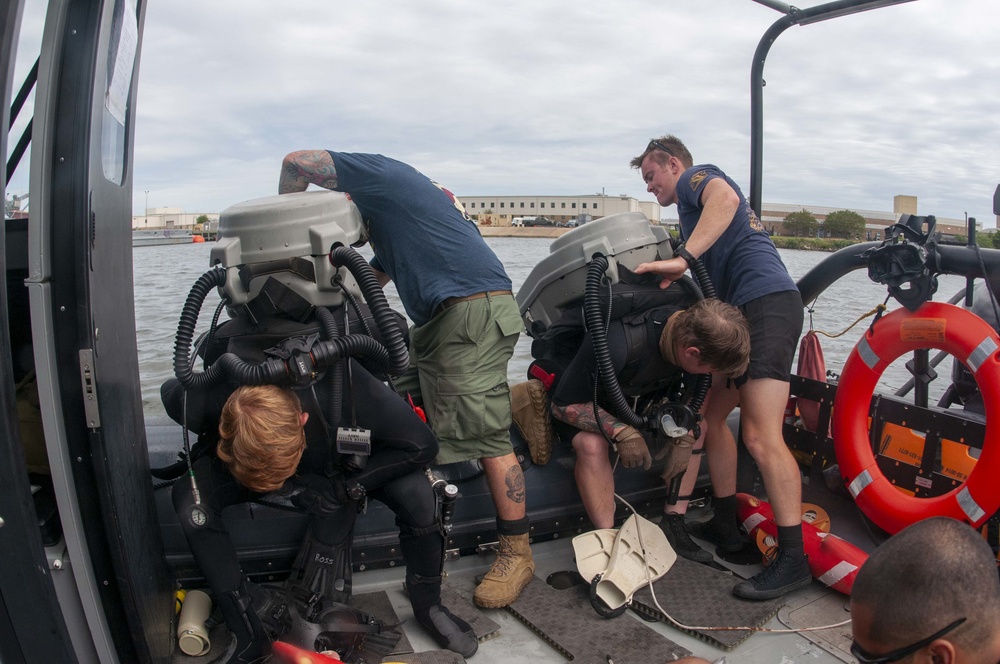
[397,292,522,464]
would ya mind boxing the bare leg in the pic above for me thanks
[481,453,526,521]
[737,378,802,527]
[571,431,616,529]
[731,377,811,600]
[703,376,741,497]
[476,452,534,608]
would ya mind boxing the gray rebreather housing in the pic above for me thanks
[211,190,368,312]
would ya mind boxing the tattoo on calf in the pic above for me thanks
[505,465,526,504]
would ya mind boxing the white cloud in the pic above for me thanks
[9,0,998,226]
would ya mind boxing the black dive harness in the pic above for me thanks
[583,254,713,442]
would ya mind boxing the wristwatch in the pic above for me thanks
[674,243,697,268]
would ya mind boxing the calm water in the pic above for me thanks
[134,238,967,418]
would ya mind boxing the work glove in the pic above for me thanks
[614,426,652,470]
[511,379,554,465]
[656,432,696,483]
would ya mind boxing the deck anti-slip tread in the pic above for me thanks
[505,574,690,663]
[351,590,413,657]
[440,582,503,643]
[630,557,784,650]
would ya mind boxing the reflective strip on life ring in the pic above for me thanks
[833,301,1000,534]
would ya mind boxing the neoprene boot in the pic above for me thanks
[406,574,478,658]
[210,580,270,664]
[474,528,535,608]
[397,517,477,656]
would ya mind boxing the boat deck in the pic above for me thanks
[170,470,877,664]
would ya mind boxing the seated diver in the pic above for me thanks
[163,328,478,662]
[537,295,750,562]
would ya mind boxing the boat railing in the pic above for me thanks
[774,211,1000,506]
[798,214,1000,312]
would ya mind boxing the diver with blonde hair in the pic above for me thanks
[166,366,478,662]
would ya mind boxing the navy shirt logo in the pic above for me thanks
[689,170,708,191]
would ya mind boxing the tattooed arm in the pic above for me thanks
[279,150,340,194]
[550,401,627,440]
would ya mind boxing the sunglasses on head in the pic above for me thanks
[850,617,966,664]
[646,139,675,157]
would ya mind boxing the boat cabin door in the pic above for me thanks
[2,1,171,661]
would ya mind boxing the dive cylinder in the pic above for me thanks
[516,212,674,337]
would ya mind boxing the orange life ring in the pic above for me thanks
[833,301,1000,533]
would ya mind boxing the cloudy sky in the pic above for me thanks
[9,0,1000,226]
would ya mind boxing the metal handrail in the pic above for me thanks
[748,0,916,217]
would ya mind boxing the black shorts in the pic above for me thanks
[734,290,804,387]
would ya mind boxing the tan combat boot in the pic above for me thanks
[473,533,535,608]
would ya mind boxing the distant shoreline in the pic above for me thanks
[478,226,570,238]
[479,225,854,252]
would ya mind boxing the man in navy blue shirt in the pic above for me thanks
[280,150,534,610]
[630,135,810,600]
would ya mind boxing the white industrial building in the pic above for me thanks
[457,194,661,226]
[131,207,218,231]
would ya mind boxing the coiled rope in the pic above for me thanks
[811,302,887,339]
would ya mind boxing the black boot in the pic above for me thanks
[733,547,812,600]
[211,581,270,664]
[686,495,746,553]
[686,517,746,553]
[660,514,714,564]
[406,574,478,658]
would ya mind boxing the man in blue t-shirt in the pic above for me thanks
[279,150,534,609]
[629,135,811,601]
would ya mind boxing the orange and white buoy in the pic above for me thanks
[737,493,868,595]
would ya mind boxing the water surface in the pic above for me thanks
[134,239,966,417]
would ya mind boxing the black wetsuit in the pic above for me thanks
[163,319,442,602]
[550,304,687,410]
[537,271,701,416]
